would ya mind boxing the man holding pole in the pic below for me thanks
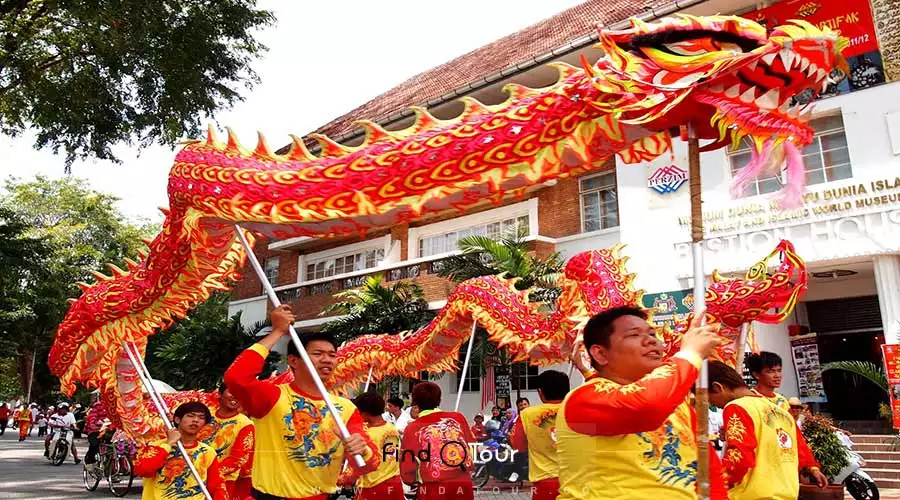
[556,306,727,500]
[224,305,378,500]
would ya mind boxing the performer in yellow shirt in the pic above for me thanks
[133,402,228,500]
[707,361,828,499]
[510,370,569,500]
[224,305,378,500]
[556,306,727,500]
[198,383,254,499]
[746,352,790,412]
[340,392,404,500]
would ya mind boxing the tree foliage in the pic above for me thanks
[0,176,154,398]
[320,275,434,344]
[821,360,888,394]
[145,291,279,390]
[0,0,275,166]
[437,236,563,302]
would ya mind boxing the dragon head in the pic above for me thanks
[589,15,848,205]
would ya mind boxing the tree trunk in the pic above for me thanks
[16,349,34,401]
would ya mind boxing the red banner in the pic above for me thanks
[741,0,879,57]
[881,344,900,430]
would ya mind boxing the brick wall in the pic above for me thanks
[231,235,270,300]
[536,159,616,238]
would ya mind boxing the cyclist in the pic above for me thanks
[45,402,81,464]
[84,399,113,472]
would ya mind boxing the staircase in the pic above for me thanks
[852,434,900,488]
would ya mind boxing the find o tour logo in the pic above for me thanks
[647,164,688,195]
[383,441,518,470]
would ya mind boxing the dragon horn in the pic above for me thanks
[253,132,275,160]
[106,263,128,278]
[287,135,316,162]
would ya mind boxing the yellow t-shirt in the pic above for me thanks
[357,422,400,489]
[518,403,561,482]
[140,441,218,500]
[199,411,253,481]
[724,396,800,500]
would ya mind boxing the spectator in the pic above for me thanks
[471,414,486,442]
[0,403,9,436]
[516,397,530,412]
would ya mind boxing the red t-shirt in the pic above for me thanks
[0,407,9,420]
[400,410,475,486]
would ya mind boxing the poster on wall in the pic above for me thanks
[494,364,511,403]
[789,333,828,403]
[881,344,900,430]
[741,0,887,98]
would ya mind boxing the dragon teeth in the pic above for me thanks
[807,63,819,77]
[799,57,810,72]
[779,100,791,113]
[756,88,780,109]
[780,49,795,69]
[725,84,741,98]
[740,87,757,103]
[762,52,777,66]
[709,82,725,93]
[747,60,759,71]
[815,68,827,82]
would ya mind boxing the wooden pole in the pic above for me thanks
[688,123,710,500]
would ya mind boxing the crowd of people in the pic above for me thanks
[1,400,89,444]
[7,303,836,500]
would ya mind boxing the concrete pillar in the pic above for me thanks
[874,255,900,343]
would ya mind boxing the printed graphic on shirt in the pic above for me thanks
[198,417,240,455]
[156,447,208,499]
[419,418,472,480]
[281,396,343,468]
[636,422,697,488]
[532,407,559,445]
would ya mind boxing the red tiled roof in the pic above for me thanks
[311,0,676,141]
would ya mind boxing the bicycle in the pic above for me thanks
[83,437,135,497]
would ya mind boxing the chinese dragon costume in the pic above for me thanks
[49,15,845,441]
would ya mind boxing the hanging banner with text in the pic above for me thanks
[789,333,828,403]
[742,0,886,94]
[881,344,900,430]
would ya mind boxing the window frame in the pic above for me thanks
[510,362,540,392]
[728,113,851,198]
[264,257,280,285]
[299,235,391,284]
[578,171,620,233]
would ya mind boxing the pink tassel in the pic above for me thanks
[730,141,772,198]
[778,141,806,209]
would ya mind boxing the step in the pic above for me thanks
[856,443,897,452]
[866,479,900,489]
[862,459,900,469]
[857,451,900,462]
[865,468,900,480]
[851,435,897,444]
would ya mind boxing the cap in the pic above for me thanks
[787,397,806,408]
[58,402,70,408]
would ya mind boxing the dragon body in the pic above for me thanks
[49,15,844,441]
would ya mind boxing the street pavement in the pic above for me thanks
[5,428,899,500]
[0,429,143,499]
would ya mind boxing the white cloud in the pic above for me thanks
[0,0,585,221]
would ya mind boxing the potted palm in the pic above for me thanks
[798,413,849,500]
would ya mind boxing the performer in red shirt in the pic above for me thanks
[399,382,474,500]
[224,304,377,500]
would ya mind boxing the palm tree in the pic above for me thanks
[319,274,433,344]
[437,236,564,399]
[437,236,563,302]
[821,360,888,394]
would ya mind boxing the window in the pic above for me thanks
[264,258,280,284]
[455,342,483,392]
[580,173,619,232]
[729,115,852,197]
[305,248,385,281]
[511,363,540,391]
[418,215,530,258]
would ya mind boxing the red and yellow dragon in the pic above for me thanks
[49,15,844,441]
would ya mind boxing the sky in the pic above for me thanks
[0,0,586,223]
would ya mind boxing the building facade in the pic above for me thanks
[229,0,899,420]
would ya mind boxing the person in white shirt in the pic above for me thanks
[44,402,80,464]
[382,397,413,434]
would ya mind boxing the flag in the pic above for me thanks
[481,358,495,410]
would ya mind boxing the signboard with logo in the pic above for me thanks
[642,288,695,326]
[881,344,900,430]
[741,0,886,97]
[789,333,828,403]
[648,164,689,195]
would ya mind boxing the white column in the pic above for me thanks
[874,255,900,344]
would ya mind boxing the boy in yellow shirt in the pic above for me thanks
[510,370,569,500]
[342,392,404,500]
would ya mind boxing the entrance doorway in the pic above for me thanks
[807,296,886,420]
